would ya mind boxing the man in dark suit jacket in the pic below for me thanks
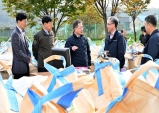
[104,16,126,69]
[11,12,31,79]
[141,15,159,64]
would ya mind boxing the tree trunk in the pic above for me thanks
[111,0,120,16]
[103,13,108,38]
[53,8,56,37]
[132,19,136,41]
[52,27,56,37]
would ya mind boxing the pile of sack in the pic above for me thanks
[0,40,37,75]
[1,38,159,113]
[1,51,159,113]
[124,42,144,69]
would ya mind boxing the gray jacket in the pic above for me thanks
[32,29,54,68]
[11,27,31,74]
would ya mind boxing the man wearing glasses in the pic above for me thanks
[104,16,126,70]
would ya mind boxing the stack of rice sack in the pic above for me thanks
[0,61,23,113]
[19,55,95,113]
[54,40,66,48]
[106,60,159,113]
[124,42,144,70]
[85,56,132,113]
[0,40,38,77]
[0,54,130,113]
[88,37,105,72]
[0,41,12,67]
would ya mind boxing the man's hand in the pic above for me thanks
[138,52,143,55]
[30,57,32,63]
[88,66,91,69]
[72,46,78,51]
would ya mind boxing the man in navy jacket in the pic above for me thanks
[65,20,91,68]
[141,15,159,64]
[104,16,126,69]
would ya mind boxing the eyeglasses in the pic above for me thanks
[21,20,28,24]
[107,23,114,25]
[76,27,83,29]
[48,22,53,24]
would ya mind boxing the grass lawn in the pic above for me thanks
[0,34,138,46]
[0,37,10,42]
[92,39,104,45]
[92,37,138,46]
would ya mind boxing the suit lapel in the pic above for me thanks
[16,27,28,50]
[23,34,30,53]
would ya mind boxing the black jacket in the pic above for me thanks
[141,29,159,64]
[104,30,126,68]
[32,29,54,68]
[142,34,151,46]
[140,34,145,44]
[65,33,91,67]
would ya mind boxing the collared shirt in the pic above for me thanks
[74,32,80,38]
[17,25,26,40]
[17,26,25,35]
[43,28,50,35]
[17,25,23,33]
[110,30,116,39]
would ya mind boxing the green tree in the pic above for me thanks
[88,0,120,37]
[120,0,150,41]
[68,5,103,38]
[2,0,87,37]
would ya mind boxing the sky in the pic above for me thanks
[148,0,159,8]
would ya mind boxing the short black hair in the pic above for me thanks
[145,15,157,27]
[141,26,145,31]
[141,26,146,32]
[73,20,82,29]
[16,12,27,22]
[121,29,125,33]
[42,15,52,24]
[108,16,119,28]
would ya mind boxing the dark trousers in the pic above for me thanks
[38,67,48,72]
[13,64,30,79]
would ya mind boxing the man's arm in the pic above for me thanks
[104,38,107,50]
[147,37,159,60]
[12,33,30,63]
[117,35,126,68]
[32,34,39,61]
[65,38,74,52]
[50,31,55,47]
[86,39,91,66]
